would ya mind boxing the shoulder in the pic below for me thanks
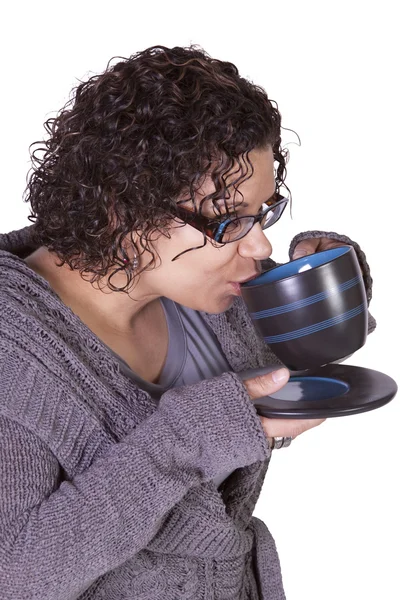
[0,225,37,257]
[0,248,68,362]
[0,248,154,465]
[0,249,102,428]
[0,270,117,476]
[0,245,53,306]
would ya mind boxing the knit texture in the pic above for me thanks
[0,225,375,600]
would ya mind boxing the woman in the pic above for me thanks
[0,45,375,599]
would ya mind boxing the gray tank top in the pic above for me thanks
[109,297,235,488]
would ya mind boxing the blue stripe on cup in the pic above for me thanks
[263,302,367,344]
[250,275,362,319]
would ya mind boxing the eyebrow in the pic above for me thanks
[227,191,276,212]
[208,189,277,218]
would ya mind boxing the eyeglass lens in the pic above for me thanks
[216,198,287,243]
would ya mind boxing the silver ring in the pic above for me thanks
[271,436,292,449]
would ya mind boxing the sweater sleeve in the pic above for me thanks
[0,371,268,600]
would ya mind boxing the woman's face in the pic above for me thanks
[134,146,277,314]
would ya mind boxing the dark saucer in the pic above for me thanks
[238,363,398,419]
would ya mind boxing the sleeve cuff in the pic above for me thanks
[159,371,271,482]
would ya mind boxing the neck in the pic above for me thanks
[24,246,160,335]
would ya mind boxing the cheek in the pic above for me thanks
[156,225,237,282]
[192,250,236,281]
[210,246,237,273]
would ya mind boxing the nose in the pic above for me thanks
[237,223,272,260]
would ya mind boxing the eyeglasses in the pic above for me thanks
[173,193,289,244]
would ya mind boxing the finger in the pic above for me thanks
[243,367,290,401]
[316,239,351,252]
[292,239,319,260]
[259,416,326,439]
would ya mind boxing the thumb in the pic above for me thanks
[292,239,318,260]
[242,367,290,401]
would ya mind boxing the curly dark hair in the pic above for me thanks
[25,44,294,292]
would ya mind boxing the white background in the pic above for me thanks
[1,1,399,599]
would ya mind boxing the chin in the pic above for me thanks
[201,295,236,314]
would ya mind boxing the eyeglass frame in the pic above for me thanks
[172,193,289,244]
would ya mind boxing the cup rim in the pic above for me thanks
[242,245,353,289]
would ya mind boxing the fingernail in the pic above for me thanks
[293,251,308,260]
[272,368,289,383]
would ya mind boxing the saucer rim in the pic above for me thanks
[251,363,398,419]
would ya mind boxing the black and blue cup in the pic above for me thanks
[241,246,368,371]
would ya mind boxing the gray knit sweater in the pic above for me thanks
[0,225,375,600]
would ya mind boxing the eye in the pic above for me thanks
[222,219,242,233]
